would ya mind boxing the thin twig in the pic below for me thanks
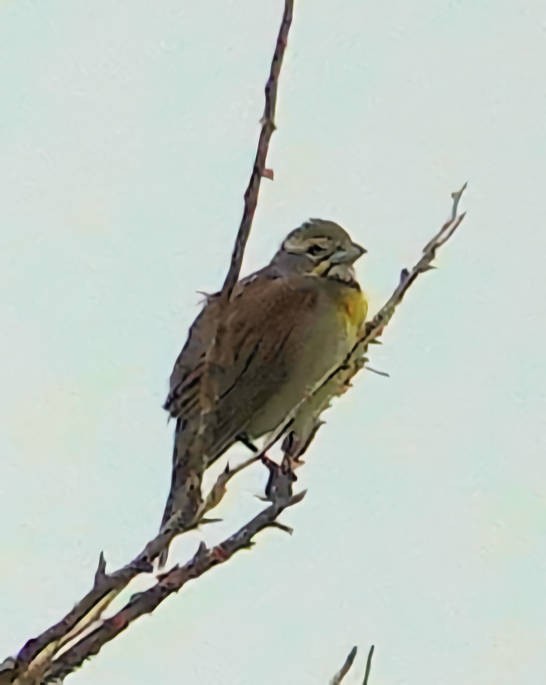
[330,645,358,684]
[363,645,374,685]
[330,643,374,685]
[222,0,294,297]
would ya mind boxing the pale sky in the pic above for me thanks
[1,1,545,683]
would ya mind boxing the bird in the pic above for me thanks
[159,218,368,559]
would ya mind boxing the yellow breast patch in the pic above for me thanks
[341,287,368,336]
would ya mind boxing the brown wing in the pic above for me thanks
[164,265,272,418]
[163,291,223,418]
[165,273,320,465]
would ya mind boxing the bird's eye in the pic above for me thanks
[308,244,325,256]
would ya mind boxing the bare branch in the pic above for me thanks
[363,645,375,685]
[222,0,294,297]
[42,487,304,683]
[362,182,467,340]
[11,541,155,683]
[330,644,374,685]
[331,645,358,684]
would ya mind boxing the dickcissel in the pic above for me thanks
[160,219,367,535]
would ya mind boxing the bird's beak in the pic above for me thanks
[331,242,367,264]
[352,242,367,258]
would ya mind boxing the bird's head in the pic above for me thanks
[272,218,366,284]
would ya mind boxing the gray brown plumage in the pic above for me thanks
[159,219,368,560]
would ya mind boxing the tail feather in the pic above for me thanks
[157,418,240,567]
[157,420,207,567]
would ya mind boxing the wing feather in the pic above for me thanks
[165,274,319,465]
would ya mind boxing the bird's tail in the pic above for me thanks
[158,419,203,567]
[157,418,240,567]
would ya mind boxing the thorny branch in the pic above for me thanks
[42,488,305,683]
[222,0,293,297]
